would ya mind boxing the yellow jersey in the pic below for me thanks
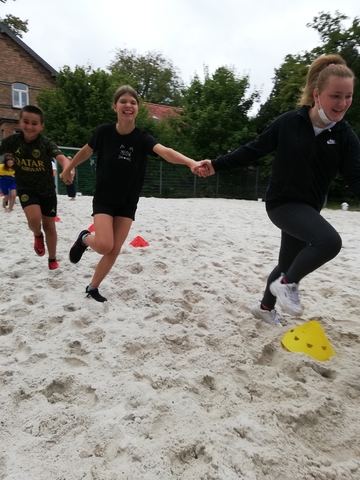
[0,163,15,177]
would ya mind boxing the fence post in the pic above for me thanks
[159,161,163,196]
[255,166,259,199]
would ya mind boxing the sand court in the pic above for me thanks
[0,196,359,479]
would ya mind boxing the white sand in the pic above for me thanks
[1,195,360,480]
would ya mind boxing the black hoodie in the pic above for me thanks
[211,106,360,211]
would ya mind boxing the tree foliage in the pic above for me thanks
[108,48,184,106]
[37,66,118,146]
[181,65,260,159]
[0,0,28,37]
[254,53,311,134]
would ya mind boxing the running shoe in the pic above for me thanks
[48,260,59,270]
[85,286,107,302]
[34,233,45,256]
[69,230,90,263]
[251,302,283,327]
[269,275,303,316]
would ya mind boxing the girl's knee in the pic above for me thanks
[43,225,57,236]
[325,233,342,259]
[97,240,114,255]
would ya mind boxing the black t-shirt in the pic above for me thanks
[0,132,61,196]
[88,124,158,205]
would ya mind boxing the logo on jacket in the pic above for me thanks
[327,139,336,144]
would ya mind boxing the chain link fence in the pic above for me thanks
[57,147,270,201]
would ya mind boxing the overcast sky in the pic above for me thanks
[2,0,359,109]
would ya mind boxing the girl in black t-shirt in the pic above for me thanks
[61,85,198,302]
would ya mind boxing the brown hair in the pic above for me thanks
[3,154,14,171]
[299,54,355,106]
[113,85,139,105]
[19,105,44,123]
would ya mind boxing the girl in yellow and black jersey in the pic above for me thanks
[0,153,16,212]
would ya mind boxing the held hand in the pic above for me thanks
[189,160,201,174]
[60,169,74,185]
[194,160,215,177]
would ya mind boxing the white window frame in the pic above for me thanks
[12,83,29,108]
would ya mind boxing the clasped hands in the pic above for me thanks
[190,159,215,177]
[59,169,74,185]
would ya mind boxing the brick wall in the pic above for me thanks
[0,31,56,137]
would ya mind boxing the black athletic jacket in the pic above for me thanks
[211,106,360,211]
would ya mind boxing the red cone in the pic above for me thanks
[55,216,61,222]
[130,235,149,247]
[88,223,95,232]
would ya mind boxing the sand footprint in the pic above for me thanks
[0,323,13,336]
[42,376,98,405]
[15,340,31,362]
[128,262,143,274]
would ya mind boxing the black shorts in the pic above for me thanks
[92,196,137,220]
[18,190,57,217]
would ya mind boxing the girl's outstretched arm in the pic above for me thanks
[60,145,93,183]
[153,144,198,173]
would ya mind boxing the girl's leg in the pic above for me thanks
[261,203,342,308]
[85,214,117,255]
[23,204,43,236]
[87,215,133,288]
[8,189,16,212]
[42,215,57,259]
[261,232,307,308]
[3,194,9,209]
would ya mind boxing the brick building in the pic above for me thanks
[0,21,57,139]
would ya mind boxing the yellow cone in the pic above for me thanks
[281,320,335,362]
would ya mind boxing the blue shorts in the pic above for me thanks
[0,176,16,195]
[18,190,57,217]
[92,196,137,220]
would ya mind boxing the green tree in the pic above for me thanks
[255,53,311,133]
[182,65,260,159]
[108,48,184,106]
[0,0,28,37]
[37,66,117,146]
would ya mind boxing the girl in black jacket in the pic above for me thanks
[196,54,360,326]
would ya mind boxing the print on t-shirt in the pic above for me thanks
[118,145,133,162]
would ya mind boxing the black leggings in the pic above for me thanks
[261,202,342,309]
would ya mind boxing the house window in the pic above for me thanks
[12,83,29,108]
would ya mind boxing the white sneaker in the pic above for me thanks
[269,275,303,316]
[251,302,283,327]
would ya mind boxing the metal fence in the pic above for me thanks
[57,147,270,201]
